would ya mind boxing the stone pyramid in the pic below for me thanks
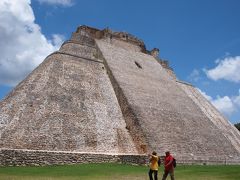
[0,26,240,165]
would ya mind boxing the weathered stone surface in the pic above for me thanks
[0,25,240,166]
[0,149,147,166]
[96,34,240,162]
[0,34,137,154]
[177,81,240,153]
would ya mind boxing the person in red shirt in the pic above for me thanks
[162,151,175,180]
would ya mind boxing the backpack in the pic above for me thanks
[157,156,161,166]
[173,158,176,168]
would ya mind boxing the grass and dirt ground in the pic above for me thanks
[0,163,240,180]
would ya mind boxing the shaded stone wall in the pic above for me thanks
[1,149,239,166]
[0,149,147,166]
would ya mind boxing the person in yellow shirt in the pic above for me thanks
[148,151,159,180]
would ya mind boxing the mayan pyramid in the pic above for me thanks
[0,25,240,164]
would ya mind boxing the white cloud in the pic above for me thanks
[205,56,240,83]
[0,0,64,86]
[188,69,201,82]
[233,89,240,107]
[52,34,65,47]
[211,96,236,115]
[197,88,240,116]
[37,0,74,6]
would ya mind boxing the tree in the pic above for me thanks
[234,123,240,131]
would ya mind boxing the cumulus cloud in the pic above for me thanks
[211,96,236,115]
[0,0,64,86]
[233,89,240,107]
[205,56,240,83]
[197,88,240,116]
[37,0,74,6]
[188,69,201,82]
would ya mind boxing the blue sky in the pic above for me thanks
[0,0,240,124]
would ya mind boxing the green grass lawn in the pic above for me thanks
[0,163,240,180]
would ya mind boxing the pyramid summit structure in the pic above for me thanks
[0,25,240,165]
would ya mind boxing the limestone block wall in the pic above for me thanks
[60,41,98,60]
[71,32,95,46]
[156,59,177,80]
[110,38,142,52]
[177,81,240,154]
[96,39,240,161]
[0,35,137,154]
[1,148,239,166]
[0,149,147,166]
